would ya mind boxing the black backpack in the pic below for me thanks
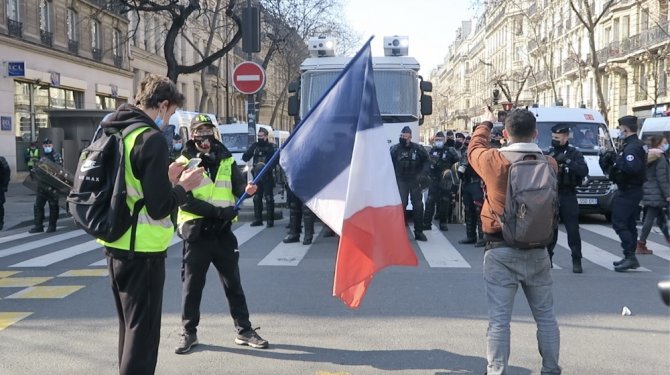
[67,123,149,247]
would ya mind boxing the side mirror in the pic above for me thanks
[288,81,299,94]
[420,94,433,116]
[420,81,433,92]
[659,279,670,306]
[287,95,299,117]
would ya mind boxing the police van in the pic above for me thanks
[639,116,670,141]
[217,123,273,167]
[528,106,618,220]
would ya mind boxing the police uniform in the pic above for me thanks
[282,179,317,245]
[546,123,589,273]
[424,131,459,231]
[0,156,9,230]
[390,126,430,241]
[28,139,63,233]
[175,126,267,354]
[242,130,277,227]
[600,115,647,272]
[458,141,485,246]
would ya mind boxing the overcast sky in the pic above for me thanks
[344,0,478,76]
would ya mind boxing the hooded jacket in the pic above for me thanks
[641,148,670,207]
[100,103,188,245]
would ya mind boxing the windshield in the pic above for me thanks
[301,69,419,122]
[221,133,248,152]
[536,122,614,154]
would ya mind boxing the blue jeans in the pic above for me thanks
[484,247,561,375]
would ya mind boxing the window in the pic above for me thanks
[113,29,121,57]
[66,8,78,41]
[6,0,20,21]
[622,16,630,39]
[144,15,151,50]
[640,8,649,32]
[96,94,127,110]
[92,20,102,60]
[39,0,52,32]
[619,76,628,105]
[612,18,619,42]
[636,64,647,100]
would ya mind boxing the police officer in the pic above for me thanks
[242,128,277,227]
[169,133,184,162]
[423,131,458,231]
[600,115,647,272]
[391,126,430,241]
[282,184,317,245]
[174,116,268,354]
[28,138,63,233]
[458,132,486,246]
[0,155,9,231]
[546,123,589,273]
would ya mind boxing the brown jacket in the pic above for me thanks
[467,125,558,236]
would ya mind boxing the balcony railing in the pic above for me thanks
[7,18,22,38]
[598,21,670,63]
[40,30,53,47]
[92,48,103,61]
[113,55,123,68]
[68,39,79,54]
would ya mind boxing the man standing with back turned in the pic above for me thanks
[469,110,561,375]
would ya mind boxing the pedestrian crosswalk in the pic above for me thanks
[0,220,668,273]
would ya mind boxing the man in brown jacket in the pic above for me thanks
[468,108,562,375]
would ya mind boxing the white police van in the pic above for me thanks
[639,116,670,141]
[528,106,618,220]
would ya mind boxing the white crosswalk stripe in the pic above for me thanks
[560,228,649,272]
[581,224,670,262]
[258,225,322,266]
[0,230,86,259]
[0,226,66,245]
[11,240,100,267]
[416,225,471,268]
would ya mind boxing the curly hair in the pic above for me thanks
[134,74,185,109]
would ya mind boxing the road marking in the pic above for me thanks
[258,226,321,266]
[583,224,670,262]
[10,240,101,267]
[0,271,20,278]
[235,222,268,247]
[58,269,108,277]
[0,230,86,259]
[5,285,85,299]
[416,224,471,268]
[0,312,33,331]
[0,227,66,244]
[557,229,649,272]
[0,277,52,287]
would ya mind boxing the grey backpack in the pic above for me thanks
[495,150,558,249]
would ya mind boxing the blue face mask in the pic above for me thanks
[663,144,669,152]
[434,141,444,148]
[43,147,52,153]
[173,143,183,152]
[154,109,165,127]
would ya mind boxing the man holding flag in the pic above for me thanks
[277,37,418,308]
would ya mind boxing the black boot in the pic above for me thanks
[266,200,275,228]
[614,255,640,272]
[302,208,314,245]
[283,233,300,243]
[439,222,448,231]
[414,230,427,242]
[47,202,58,233]
[613,258,625,266]
[572,258,583,273]
[251,201,263,226]
[29,205,44,233]
[423,222,432,231]
[458,237,477,244]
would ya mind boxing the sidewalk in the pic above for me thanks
[1,182,285,232]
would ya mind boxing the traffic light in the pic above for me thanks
[492,89,500,105]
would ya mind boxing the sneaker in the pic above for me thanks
[235,327,269,349]
[174,331,198,354]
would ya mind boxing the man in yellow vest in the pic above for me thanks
[174,115,268,354]
[24,141,39,171]
[98,74,204,375]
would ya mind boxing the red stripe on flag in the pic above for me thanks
[333,205,418,308]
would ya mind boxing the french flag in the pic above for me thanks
[279,39,418,308]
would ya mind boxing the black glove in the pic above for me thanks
[418,174,431,189]
[215,206,238,221]
[553,152,567,163]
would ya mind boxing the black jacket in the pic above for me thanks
[100,103,188,222]
[390,141,430,180]
[0,156,9,198]
[641,150,670,207]
[548,142,589,192]
[612,134,647,189]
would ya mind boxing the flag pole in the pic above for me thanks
[234,36,375,210]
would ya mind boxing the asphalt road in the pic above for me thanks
[0,214,668,375]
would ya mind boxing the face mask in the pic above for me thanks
[154,108,165,127]
[663,144,669,152]
[194,136,215,150]
[398,137,408,146]
[43,147,52,153]
[454,141,463,149]
[258,138,268,144]
[446,139,455,147]
[551,139,562,148]
[434,141,444,148]
[173,143,183,152]
[618,132,626,140]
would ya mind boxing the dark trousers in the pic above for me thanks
[547,191,582,259]
[107,255,165,375]
[462,181,484,239]
[639,206,669,241]
[0,191,5,228]
[34,190,59,228]
[253,181,274,223]
[612,188,644,257]
[397,178,424,231]
[181,230,251,335]
[424,181,446,226]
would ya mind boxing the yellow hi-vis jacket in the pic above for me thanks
[98,127,174,252]
[176,156,236,224]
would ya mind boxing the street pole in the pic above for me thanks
[246,0,255,147]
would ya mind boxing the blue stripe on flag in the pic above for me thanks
[280,39,382,202]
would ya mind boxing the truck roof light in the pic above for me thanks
[383,35,409,56]
[308,36,336,57]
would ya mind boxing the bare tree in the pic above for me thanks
[568,0,616,121]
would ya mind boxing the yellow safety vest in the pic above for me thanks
[177,156,236,224]
[98,127,174,252]
[27,148,39,167]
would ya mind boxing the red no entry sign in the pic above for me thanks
[232,61,266,95]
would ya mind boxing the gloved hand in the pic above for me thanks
[418,174,431,189]
[553,152,567,163]
[215,206,238,221]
